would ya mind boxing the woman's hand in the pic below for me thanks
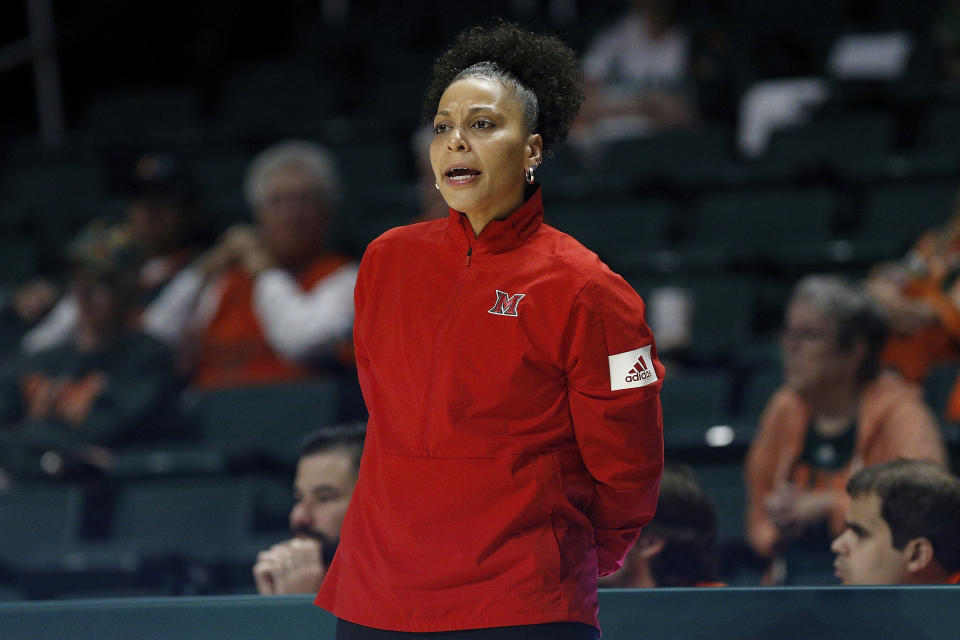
[221,225,275,277]
[194,225,275,279]
[765,484,836,540]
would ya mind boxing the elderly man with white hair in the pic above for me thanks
[146,140,358,389]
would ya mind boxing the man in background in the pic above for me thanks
[253,422,364,595]
[831,459,960,585]
[601,463,723,588]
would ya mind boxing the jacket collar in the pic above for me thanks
[445,185,543,255]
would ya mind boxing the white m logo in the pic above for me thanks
[488,290,525,317]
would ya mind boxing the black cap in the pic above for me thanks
[128,152,198,207]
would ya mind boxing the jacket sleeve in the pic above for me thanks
[561,273,665,577]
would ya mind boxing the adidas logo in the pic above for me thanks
[608,344,659,391]
[625,357,654,383]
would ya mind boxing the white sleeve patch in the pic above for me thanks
[608,345,658,391]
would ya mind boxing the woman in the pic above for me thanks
[745,275,948,583]
[316,23,665,639]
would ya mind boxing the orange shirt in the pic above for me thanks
[745,373,948,559]
[880,226,960,384]
[193,254,350,389]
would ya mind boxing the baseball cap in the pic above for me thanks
[127,152,198,206]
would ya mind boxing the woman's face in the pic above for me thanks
[781,299,862,398]
[256,167,328,268]
[430,76,542,224]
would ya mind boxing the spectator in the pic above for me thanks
[831,459,960,585]
[253,423,364,595]
[150,140,358,390]
[601,463,722,588]
[0,221,182,482]
[21,152,205,355]
[745,275,948,583]
[866,188,960,422]
[571,0,700,148]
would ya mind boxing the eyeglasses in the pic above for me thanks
[779,326,835,345]
[262,189,322,209]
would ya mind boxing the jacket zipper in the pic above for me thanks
[422,230,474,455]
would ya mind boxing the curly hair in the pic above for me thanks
[423,21,584,154]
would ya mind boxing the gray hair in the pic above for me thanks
[244,139,342,211]
[452,61,539,134]
[789,275,888,381]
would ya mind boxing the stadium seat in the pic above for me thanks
[0,484,84,554]
[601,126,733,190]
[764,111,895,179]
[190,149,255,205]
[246,474,293,534]
[690,462,747,546]
[856,180,958,250]
[192,380,341,463]
[545,196,674,267]
[916,106,960,156]
[740,363,784,423]
[217,59,344,140]
[659,368,734,432]
[630,274,759,363]
[108,445,227,479]
[685,187,838,261]
[110,477,254,559]
[0,161,106,247]
[79,88,201,149]
[0,238,39,285]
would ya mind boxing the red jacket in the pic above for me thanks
[316,187,664,632]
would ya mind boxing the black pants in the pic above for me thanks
[335,619,599,640]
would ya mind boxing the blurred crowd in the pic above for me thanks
[1,0,959,600]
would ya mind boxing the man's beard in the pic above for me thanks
[291,526,339,566]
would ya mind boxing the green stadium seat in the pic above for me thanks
[690,462,747,546]
[601,126,733,189]
[916,106,960,154]
[765,111,895,178]
[0,484,84,563]
[190,150,255,204]
[111,478,254,559]
[856,181,957,250]
[217,60,343,140]
[80,88,201,149]
[630,274,759,362]
[740,363,783,422]
[193,380,341,463]
[545,196,674,266]
[659,368,734,433]
[0,162,106,246]
[686,187,838,260]
[108,445,227,479]
[0,239,39,285]
[246,474,293,534]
